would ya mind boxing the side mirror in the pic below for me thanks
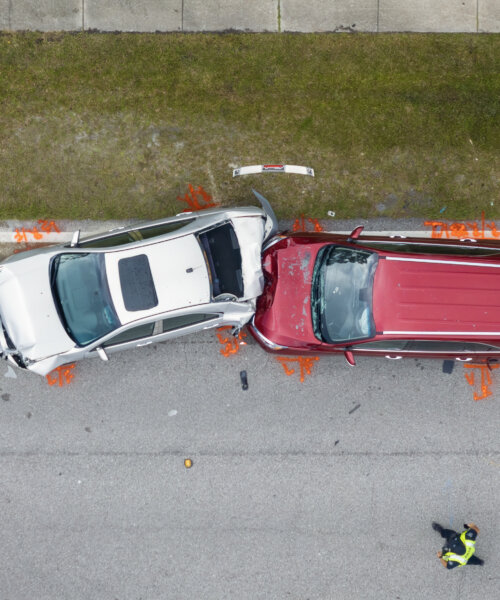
[70,229,81,247]
[344,350,356,367]
[347,226,364,243]
[96,346,109,362]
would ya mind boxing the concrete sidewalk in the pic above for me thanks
[1,1,499,33]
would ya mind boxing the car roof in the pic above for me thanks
[372,254,500,337]
[105,234,210,324]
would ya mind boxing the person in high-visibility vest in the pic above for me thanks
[432,522,484,568]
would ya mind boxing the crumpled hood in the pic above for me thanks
[0,255,74,361]
[232,216,265,301]
[254,238,321,347]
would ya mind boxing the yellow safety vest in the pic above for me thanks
[443,530,476,566]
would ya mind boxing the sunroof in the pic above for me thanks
[118,254,158,311]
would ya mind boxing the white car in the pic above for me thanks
[0,191,277,376]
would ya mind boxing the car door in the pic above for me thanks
[88,312,224,361]
[158,312,224,340]
[91,321,159,358]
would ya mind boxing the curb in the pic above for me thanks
[1,229,437,245]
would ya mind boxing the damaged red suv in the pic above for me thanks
[249,227,500,365]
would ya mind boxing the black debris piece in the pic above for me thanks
[240,370,248,391]
[442,360,455,374]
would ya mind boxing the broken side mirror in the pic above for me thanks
[344,350,356,367]
[347,226,364,243]
[70,229,81,247]
[96,346,109,362]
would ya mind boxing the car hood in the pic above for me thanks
[373,256,500,334]
[0,254,74,361]
[254,238,321,347]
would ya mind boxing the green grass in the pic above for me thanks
[0,32,499,220]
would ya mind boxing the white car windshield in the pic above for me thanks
[51,253,121,346]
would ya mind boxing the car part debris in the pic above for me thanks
[240,370,248,390]
[442,360,455,374]
[233,165,314,177]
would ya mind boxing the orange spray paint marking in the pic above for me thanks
[46,363,76,387]
[275,356,319,382]
[292,215,324,233]
[14,228,32,243]
[463,363,499,401]
[425,212,500,240]
[216,326,247,357]
[37,219,60,234]
[14,220,61,243]
[177,184,219,212]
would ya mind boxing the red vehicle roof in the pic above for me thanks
[372,255,500,336]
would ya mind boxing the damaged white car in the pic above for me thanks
[0,191,277,376]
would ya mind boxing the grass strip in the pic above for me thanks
[0,32,499,220]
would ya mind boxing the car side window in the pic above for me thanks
[357,240,500,257]
[137,219,195,240]
[102,322,155,347]
[79,219,196,248]
[79,231,135,248]
[162,313,219,332]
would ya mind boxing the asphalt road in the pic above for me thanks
[0,327,499,600]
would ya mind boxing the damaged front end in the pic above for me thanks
[0,314,29,370]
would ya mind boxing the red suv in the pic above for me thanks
[250,228,500,366]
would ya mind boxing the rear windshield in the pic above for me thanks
[51,253,121,346]
[197,223,243,298]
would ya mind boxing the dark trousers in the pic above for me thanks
[435,524,483,565]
